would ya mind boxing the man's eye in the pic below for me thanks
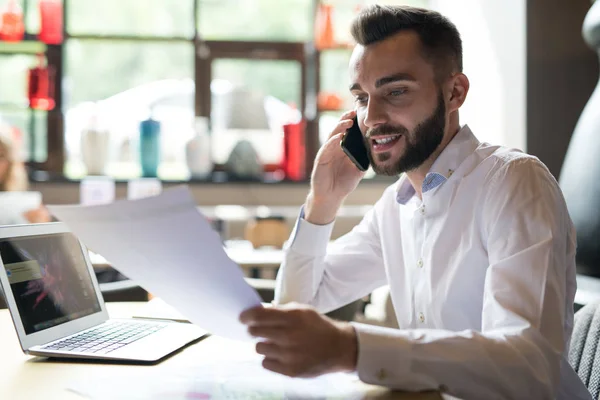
[354,97,368,104]
[389,89,407,97]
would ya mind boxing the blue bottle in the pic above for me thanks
[139,116,161,177]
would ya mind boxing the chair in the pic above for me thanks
[569,301,600,398]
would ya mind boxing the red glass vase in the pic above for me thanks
[39,0,63,45]
[0,0,24,42]
[315,3,335,50]
[282,121,305,181]
[27,55,56,111]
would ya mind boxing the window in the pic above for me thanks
[63,40,194,179]
[67,0,195,38]
[0,0,428,181]
[197,0,313,42]
[211,59,302,166]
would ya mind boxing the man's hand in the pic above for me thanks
[306,110,366,225]
[239,303,358,378]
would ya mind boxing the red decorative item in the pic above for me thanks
[27,55,55,111]
[282,121,305,181]
[317,91,344,111]
[39,0,63,45]
[315,3,335,50]
[0,0,24,42]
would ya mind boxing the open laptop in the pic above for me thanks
[0,222,207,363]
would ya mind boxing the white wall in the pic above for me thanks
[430,0,526,151]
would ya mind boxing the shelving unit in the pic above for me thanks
[0,0,61,168]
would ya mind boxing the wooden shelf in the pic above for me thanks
[0,40,46,55]
[316,43,354,51]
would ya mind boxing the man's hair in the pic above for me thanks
[351,5,462,80]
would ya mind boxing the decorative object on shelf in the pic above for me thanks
[244,215,289,249]
[281,120,305,181]
[127,178,162,200]
[315,2,335,50]
[27,54,55,111]
[139,114,161,178]
[224,139,263,180]
[317,91,344,111]
[0,0,24,42]
[186,116,213,179]
[559,0,600,277]
[81,107,109,176]
[79,176,115,206]
[39,0,63,45]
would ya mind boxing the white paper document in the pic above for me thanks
[68,359,364,400]
[48,186,262,340]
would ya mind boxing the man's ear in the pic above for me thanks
[447,73,469,113]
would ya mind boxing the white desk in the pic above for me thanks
[0,302,445,400]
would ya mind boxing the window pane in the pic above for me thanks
[326,0,430,45]
[67,0,194,37]
[0,109,47,163]
[319,48,352,114]
[211,59,302,166]
[64,40,194,179]
[0,54,36,106]
[198,0,312,42]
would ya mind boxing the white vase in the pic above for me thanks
[81,128,109,176]
[186,117,213,178]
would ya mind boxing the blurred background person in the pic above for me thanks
[0,125,51,225]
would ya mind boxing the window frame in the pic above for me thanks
[20,0,327,180]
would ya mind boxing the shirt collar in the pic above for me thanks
[395,125,480,205]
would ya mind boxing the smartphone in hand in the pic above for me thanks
[340,117,370,172]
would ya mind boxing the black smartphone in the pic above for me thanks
[340,117,370,171]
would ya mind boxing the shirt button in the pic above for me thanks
[417,259,423,268]
[419,312,425,323]
[376,368,387,381]
[420,206,426,215]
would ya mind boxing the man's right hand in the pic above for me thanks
[305,110,366,225]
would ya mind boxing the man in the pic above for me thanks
[239,5,591,399]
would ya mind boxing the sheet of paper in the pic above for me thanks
[48,186,262,340]
[68,358,365,400]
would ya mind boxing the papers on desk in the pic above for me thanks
[48,186,262,341]
[68,353,365,400]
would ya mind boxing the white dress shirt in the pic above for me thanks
[275,126,592,400]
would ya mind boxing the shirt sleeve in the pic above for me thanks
[275,198,388,314]
[349,158,582,400]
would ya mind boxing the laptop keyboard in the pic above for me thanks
[41,320,167,355]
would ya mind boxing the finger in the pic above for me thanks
[240,307,294,327]
[262,358,298,378]
[248,326,292,344]
[327,119,355,141]
[239,305,265,324]
[256,341,287,360]
[326,132,345,146]
[338,109,356,121]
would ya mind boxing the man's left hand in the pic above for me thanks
[239,303,358,378]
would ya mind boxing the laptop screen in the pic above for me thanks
[0,233,101,335]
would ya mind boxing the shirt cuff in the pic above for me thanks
[286,205,334,256]
[350,322,412,387]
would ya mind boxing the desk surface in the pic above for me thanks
[0,303,444,400]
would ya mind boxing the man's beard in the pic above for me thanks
[365,92,446,176]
